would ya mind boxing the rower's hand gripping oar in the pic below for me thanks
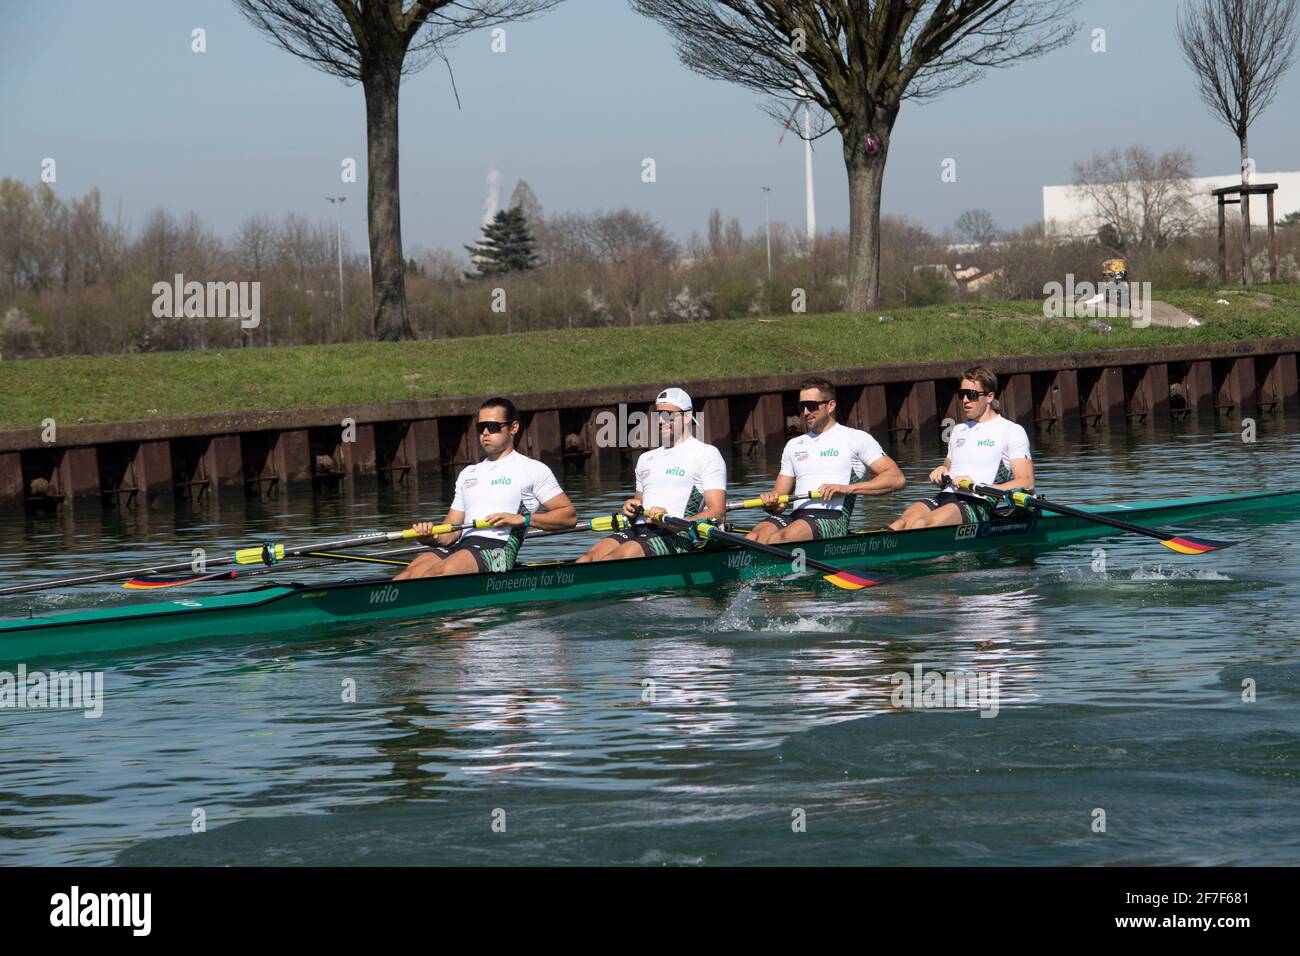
[948,478,1236,554]
[724,491,823,511]
[647,512,884,592]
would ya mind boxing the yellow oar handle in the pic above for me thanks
[726,490,823,510]
[413,519,495,537]
[235,543,286,565]
[953,479,1029,507]
[586,514,631,533]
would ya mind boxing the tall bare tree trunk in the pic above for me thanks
[844,119,889,312]
[364,58,414,341]
[1239,131,1252,285]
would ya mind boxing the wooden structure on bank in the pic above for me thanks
[1212,182,1280,285]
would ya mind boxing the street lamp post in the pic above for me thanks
[761,186,772,284]
[325,196,346,327]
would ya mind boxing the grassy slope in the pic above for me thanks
[3,285,1299,429]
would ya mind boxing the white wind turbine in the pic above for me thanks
[779,84,816,249]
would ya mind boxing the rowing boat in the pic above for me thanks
[1,488,1294,663]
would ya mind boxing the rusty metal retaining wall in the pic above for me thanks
[3,337,1297,511]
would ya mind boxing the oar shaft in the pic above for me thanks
[650,514,845,576]
[0,527,422,595]
[725,491,822,510]
[956,479,1170,540]
[525,513,631,537]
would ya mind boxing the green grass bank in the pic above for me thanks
[3,285,1299,430]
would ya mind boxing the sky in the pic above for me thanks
[2,0,1298,258]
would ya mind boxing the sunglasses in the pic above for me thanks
[653,410,687,423]
[799,400,829,413]
[956,389,990,401]
[475,420,513,434]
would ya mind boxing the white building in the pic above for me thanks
[1043,170,1300,240]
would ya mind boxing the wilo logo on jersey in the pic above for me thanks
[594,404,706,449]
[152,273,260,328]
[1042,274,1151,327]
[0,665,104,718]
[819,448,840,457]
[490,477,512,486]
[890,664,1000,718]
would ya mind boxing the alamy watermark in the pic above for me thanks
[593,404,706,449]
[152,273,260,328]
[1043,274,1151,327]
[1,665,104,718]
[889,664,1000,718]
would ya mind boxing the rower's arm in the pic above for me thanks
[987,458,1034,493]
[848,455,906,495]
[690,488,727,523]
[771,474,795,497]
[532,492,577,531]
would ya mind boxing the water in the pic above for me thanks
[2,418,1299,865]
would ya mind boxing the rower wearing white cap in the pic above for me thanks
[577,387,727,562]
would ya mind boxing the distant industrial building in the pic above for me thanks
[1042,170,1300,240]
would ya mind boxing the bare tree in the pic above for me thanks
[584,210,676,325]
[1071,146,1204,250]
[630,0,1080,310]
[1178,0,1299,179]
[953,209,998,246]
[236,215,276,276]
[233,0,564,341]
[1177,0,1299,283]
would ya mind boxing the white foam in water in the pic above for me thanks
[1129,565,1232,582]
[710,585,847,633]
[1055,565,1232,584]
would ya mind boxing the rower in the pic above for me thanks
[394,397,576,579]
[749,377,905,544]
[576,387,726,562]
[889,366,1034,530]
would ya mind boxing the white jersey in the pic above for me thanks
[947,415,1031,486]
[451,450,565,543]
[634,435,727,521]
[779,422,885,511]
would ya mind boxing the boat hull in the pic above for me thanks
[2,488,1295,663]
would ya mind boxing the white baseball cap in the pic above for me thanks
[655,387,694,411]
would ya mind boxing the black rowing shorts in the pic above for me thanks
[754,507,848,539]
[602,523,696,557]
[920,490,997,524]
[430,534,518,573]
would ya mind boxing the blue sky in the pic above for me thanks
[3,0,1298,256]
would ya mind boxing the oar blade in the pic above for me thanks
[821,568,885,591]
[123,570,237,590]
[1160,534,1237,555]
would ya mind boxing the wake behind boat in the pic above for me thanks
[2,486,1294,664]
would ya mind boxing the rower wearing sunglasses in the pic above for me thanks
[889,366,1034,530]
[748,377,905,545]
[395,397,576,579]
[577,387,726,562]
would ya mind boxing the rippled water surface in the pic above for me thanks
[2,419,1299,865]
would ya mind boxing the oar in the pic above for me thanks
[526,513,631,537]
[951,478,1237,554]
[0,524,463,596]
[648,513,883,591]
[120,515,635,590]
[122,545,428,589]
[724,491,822,510]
